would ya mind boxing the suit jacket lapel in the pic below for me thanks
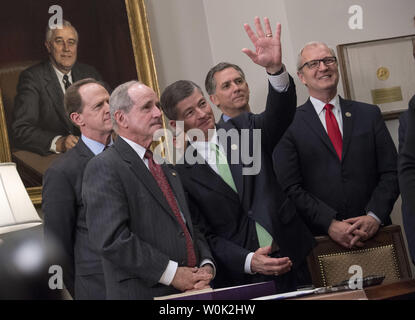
[71,63,85,82]
[75,138,95,161]
[339,97,355,160]
[184,144,240,203]
[43,62,73,132]
[114,138,175,217]
[301,99,339,159]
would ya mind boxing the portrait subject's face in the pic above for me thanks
[46,26,78,73]
[210,67,250,115]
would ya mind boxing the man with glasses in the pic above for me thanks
[273,42,399,248]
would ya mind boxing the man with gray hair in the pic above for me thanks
[13,20,103,155]
[82,81,215,299]
[274,41,399,248]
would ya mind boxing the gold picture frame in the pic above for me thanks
[0,0,159,206]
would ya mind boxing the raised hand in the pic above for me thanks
[242,16,282,74]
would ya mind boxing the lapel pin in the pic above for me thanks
[172,172,177,176]
[231,144,238,151]
[345,112,352,118]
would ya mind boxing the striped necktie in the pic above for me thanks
[144,149,197,267]
[63,74,72,91]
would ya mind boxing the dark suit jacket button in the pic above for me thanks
[181,260,185,265]
[180,232,185,237]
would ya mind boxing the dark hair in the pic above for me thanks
[205,62,246,95]
[64,78,105,117]
[160,80,203,120]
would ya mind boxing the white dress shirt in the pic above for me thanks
[310,95,343,136]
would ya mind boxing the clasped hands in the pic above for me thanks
[171,265,214,292]
[328,215,381,249]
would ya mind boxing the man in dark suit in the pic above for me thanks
[12,20,103,155]
[43,78,113,299]
[398,95,415,265]
[274,41,399,248]
[205,62,252,126]
[82,81,214,300]
[161,17,314,291]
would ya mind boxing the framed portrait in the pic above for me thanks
[337,35,415,120]
[0,0,159,206]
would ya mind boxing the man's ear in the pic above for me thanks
[209,94,219,107]
[169,119,177,130]
[297,71,307,85]
[70,112,82,127]
[45,41,52,54]
[114,110,127,129]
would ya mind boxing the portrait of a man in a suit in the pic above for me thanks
[12,20,103,156]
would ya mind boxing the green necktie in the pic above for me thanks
[210,143,273,248]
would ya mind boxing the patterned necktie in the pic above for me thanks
[63,74,71,91]
[144,149,197,267]
[210,143,273,248]
[324,104,343,160]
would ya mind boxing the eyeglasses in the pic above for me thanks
[298,56,337,71]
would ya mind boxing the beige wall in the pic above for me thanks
[146,0,415,274]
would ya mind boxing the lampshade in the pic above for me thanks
[0,163,41,235]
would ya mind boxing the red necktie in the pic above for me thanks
[144,150,197,267]
[324,104,343,160]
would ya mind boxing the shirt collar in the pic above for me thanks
[222,114,231,122]
[119,136,147,160]
[310,95,340,116]
[81,135,113,156]
[52,64,72,82]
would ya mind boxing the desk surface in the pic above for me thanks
[293,279,415,300]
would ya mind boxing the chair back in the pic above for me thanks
[307,225,413,287]
[0,61,39,147]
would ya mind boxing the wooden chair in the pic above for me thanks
[0,60,39,148]
[307,224,413,287]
